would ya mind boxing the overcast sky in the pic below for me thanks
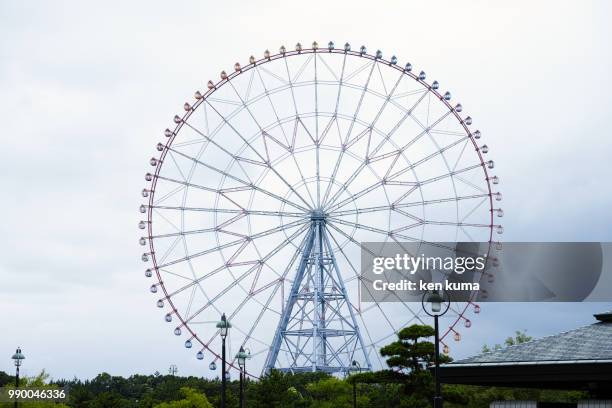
[1,0,611,380]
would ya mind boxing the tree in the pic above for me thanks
[307,377,371,408]
[0,371,69,408]
[153,387,213,408]
[380,324,436,373]
[357,324,455,408]
[482,330,533,353]
[247,370,314,408]
[0,372,12,387]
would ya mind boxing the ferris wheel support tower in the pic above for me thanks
[264,210,372,373]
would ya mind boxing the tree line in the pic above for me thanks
[0,326,586,407]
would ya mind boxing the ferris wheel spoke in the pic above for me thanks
[455,174,488,194]
[420,163,483,188]
[393,207,425,224]
[257,65,289,85]
[228,282,284,366]
[319,53,340,82]
[322,88,430,210]
[324,87,427,206]
[291,54,314,83]
[282,57,301,118]
[459,196,489,224]
[183,222,310,324]
[156,239,242,271]
[206,287,258,348]
[255,69,291,146]
[369,113,460,169]
[204,98,315,211]
[320,137,346,207]
[156,218,308,272]
[390,88,427,100]
[369,68,405,127]
[314,52,322,206]
[396,109,454,151]
[423,220,492,228]
[151,185,186,206]
[281,119,317,207]
[150,227,217,240]
[324,180,384,214]
[226,80,275,162]
[180,120,252,166]
[164,151,189,182]
[152,208,182,234]
[326,163,485,216]
[334,52,348,114]
[165,221,309,301]
[451,138,470,172]
[206,277,282,351]
[325,225,418,334]
[327,193,490,219]
[319,60,377,207]
[345,59,374,82]
[150,205,305,218]
[155,175,217,193]
[325,224,374,282]
[254,68,318,208]
[325,136,472,215]
[159,266,197,283]
[357,312,384,367]
[409,109,461,184]
[342,59,377,151]
[248,228,309,296]
[166,146,310,213]
[328,217,421,242]
[156,236,182,264]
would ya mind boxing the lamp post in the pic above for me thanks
[351,360,361,408]
[421,290,450,408]
[235,346,251,408]
[216,313,231,408]
[12,347,25,408]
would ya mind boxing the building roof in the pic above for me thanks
[448,312,612,366]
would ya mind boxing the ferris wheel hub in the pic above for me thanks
[310,209,327,221]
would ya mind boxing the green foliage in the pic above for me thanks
[443,384,587,408]
[380,324,436,372]
[246,370,329,408]
[12,327,587,408]
[0,372,13,387]
[153,387,213,408]
[380,324,450,374]
[482,330,533,353]
[0,371,69,408]
[306,377,358,408]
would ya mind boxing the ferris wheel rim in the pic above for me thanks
[142,43,500,378]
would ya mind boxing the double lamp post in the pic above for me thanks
[216,313,250,408]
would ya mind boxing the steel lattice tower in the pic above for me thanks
[264,210,372,373]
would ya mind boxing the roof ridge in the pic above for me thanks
[456,321,602,363]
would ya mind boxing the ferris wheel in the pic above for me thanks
[138,41,503,377]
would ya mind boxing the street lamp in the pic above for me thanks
[12,347,25,408]
[351,360,361,408]
[216,313,231,408]
[421,290,450,408]
[235,346,251,408]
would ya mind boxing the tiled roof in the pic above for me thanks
[449,313,612,365]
